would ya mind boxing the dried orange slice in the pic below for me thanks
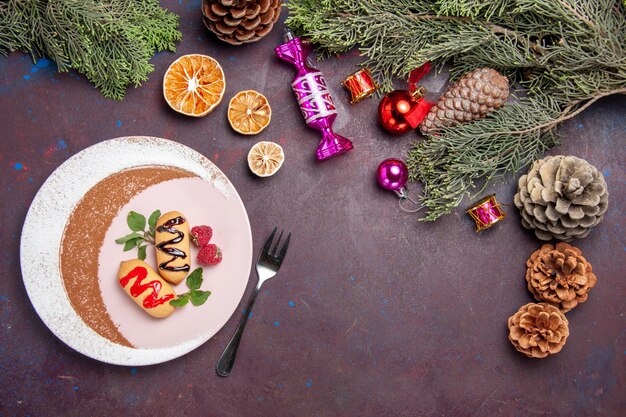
[228,90,271,135]
[163,54,225,117]
[248,141,284,177]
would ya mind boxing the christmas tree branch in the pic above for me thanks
[493,87,626,137]
[555,0,595,29]
[408,86,625,220]
[401,13,545,57]
[407,97,561,220]
[0,0,182,100]
[287,0,626,220]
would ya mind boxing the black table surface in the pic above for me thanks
[1,1,625,416]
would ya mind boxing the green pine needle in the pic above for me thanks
[286,0,626,220]
[0,0,182,100]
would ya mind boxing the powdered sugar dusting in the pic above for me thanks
[60,166,194,347]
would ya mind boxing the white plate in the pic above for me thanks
[20,137,252,365]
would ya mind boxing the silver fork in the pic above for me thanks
[216,227,291,377]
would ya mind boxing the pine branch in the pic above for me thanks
[0,0,182,100]
[508,87,626,135]
[0,2,30,54]
[287,0,626,220]
[406,97,560,220]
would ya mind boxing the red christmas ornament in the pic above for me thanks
[378,90,414,134]
[377,63,435,135]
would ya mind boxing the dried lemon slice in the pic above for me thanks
[247,141,285,177]
[228,90,272,135]
[163,54,225,117]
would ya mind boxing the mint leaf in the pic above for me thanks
[115,232,143,244]
[191,289,211,306]
[138,244,147,260]
[148,209,161,232]
[169,293,190,307]
[127,211,146,232]
[186,268,203,290]
[168,268,211,309]
[123,238,140,251]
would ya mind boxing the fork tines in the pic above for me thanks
[262,227,277,256]
[278,233,291,260]
[261,227,291,261]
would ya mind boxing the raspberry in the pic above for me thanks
[197,244,222,266]
[190,225,212,247]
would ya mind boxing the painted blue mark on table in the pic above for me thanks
[306,379,313,388]
[45,140,69,158]
[349,275,356,281]
[23,59,55,81]
[274,321,280,327]
[130,368,137,375]
[14,163,23,170]
[116,120,122,128]
[603,169,611,177]
[577,123,585,129]
[36,58,52,68]
[73,386,79,391]
[0,295,8,301]
[288,300,295,307]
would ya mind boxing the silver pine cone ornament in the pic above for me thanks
[202,0,281,45]
[419,67,509,135]
[514,156,609,242]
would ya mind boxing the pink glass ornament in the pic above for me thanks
[275,30,353,161]
[376,158,408,191]
[376,158,421,212]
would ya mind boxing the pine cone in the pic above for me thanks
[526,243,597,312]
[202,0,281,45]
[508,303,569,358]
[514,155,609,241]
[419,67,509,135]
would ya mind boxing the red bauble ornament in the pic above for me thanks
[377,63,436,135]
[378,90,414,135]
